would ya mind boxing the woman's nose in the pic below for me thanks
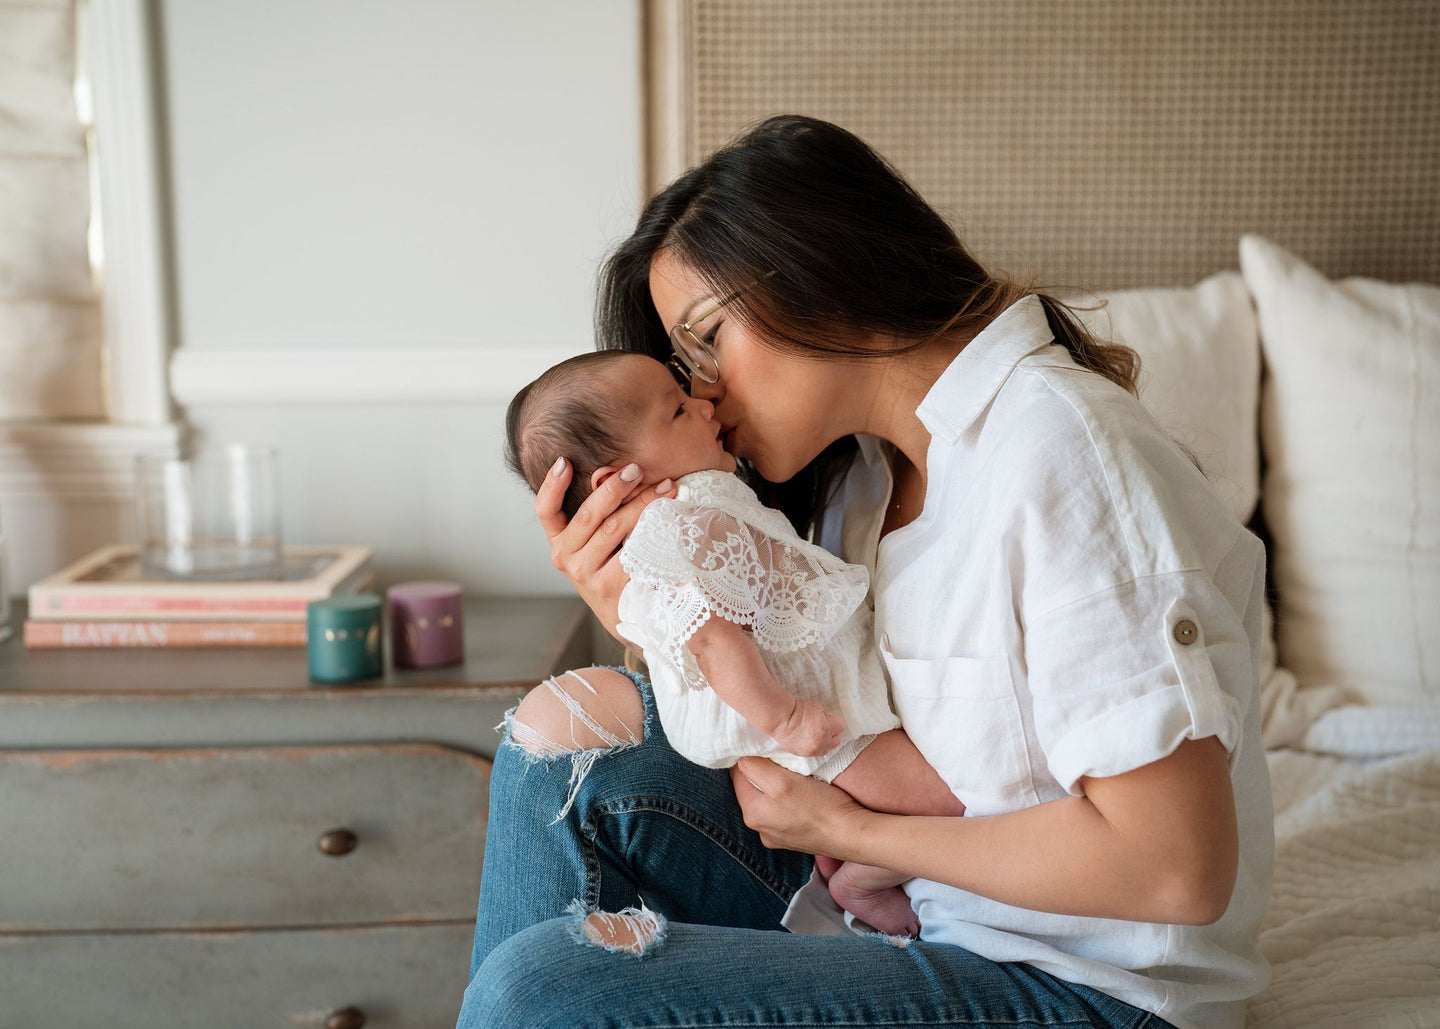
[689,376,723,405]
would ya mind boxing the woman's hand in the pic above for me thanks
[535,458,676,640]
[730,756,869,857]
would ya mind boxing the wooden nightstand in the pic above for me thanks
[0,596,596,1029]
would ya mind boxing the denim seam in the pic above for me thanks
[579,819,604,911]
[588,793,799,902]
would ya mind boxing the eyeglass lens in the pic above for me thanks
[670,326,719,383]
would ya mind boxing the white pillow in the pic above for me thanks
[1241,235,1440,708]
[1069,272,1261,524]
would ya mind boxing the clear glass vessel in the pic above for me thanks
[135,444,283,581]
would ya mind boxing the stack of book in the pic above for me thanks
[23,544,375,649]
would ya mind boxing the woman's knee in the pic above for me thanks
[460,919,576,1029]
[507,667,645,755]
[461,909,668,1028]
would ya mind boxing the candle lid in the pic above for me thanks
[308,594,382,627]
[387,581,462,617]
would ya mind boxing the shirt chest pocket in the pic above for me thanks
[879,637,1033,815]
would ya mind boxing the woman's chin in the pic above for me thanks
[747,454,797,484]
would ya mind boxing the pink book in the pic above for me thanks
[27,544,374,622]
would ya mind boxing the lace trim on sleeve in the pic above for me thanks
[620,498,869,663]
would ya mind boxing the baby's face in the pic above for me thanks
[610,355,736,482]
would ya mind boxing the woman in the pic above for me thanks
[458,115,1271,1029]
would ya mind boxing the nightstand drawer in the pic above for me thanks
[0,744,490,931]
[0,921,473,1028]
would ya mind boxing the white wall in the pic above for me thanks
[157,0,643,595]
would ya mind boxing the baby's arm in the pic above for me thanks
[686,616,844,757]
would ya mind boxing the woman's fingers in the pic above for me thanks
[533,457,573,540]
[731,757,863,855]
[539,460,634,577]
[565,463,642,568]
[533,459,676,637]
[569,471,676,575]
[731,758,809,849]
[733,755,797,799]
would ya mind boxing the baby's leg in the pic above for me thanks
[822,729,963,937]
[830,728,964,817]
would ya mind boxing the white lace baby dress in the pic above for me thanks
[617,470,899,782]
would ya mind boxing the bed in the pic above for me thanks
[1068,245,1440,1027]
[656,1,1440,1024]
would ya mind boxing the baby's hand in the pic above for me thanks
[774,698,846,757]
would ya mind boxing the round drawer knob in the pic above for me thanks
[317,828,358,857]
[325,1007,366,1029]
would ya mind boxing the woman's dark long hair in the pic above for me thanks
[596,114,1138,537]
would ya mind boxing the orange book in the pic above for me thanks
[23,618,309,649]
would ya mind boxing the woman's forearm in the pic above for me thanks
[741,736,1237,925]
[840,737,1237,925]
[843,804,1209,924]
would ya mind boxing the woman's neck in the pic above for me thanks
[856,337,964,489]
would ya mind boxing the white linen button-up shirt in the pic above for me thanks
[791,295,1273,1029]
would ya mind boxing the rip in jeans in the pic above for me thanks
[564,899,668,958]
[499,669,644,823]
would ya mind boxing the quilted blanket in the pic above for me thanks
[1246,707,1440,1028]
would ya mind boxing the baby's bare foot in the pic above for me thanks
[829,879,921,939]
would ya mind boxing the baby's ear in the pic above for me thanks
[590,465,623,493]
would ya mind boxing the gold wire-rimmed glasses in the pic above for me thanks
[667,272,774,386]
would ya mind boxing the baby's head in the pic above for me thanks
[506,351,735,517]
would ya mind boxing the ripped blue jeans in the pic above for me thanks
[458,667,1172,1029]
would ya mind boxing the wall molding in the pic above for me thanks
[0,2,178,596]
[169,345,589,407]
[0,1,175,494]
[0,422,181,501]
[86,0,173,426]
[642,0,693,198]
[0,421,179,595]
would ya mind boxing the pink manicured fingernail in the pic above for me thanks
[657,478,674,495]
[620,463,641,482]
[551,457,566,477]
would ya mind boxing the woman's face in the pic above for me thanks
[648,250,852,483]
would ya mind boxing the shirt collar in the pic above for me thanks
[915,294,1055,443]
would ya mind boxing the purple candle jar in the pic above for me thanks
[387,581,465,669]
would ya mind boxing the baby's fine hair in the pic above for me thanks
[505,350,638,518]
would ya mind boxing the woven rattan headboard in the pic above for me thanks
[645,0,1439,288]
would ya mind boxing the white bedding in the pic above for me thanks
[1246,707,1440,1028]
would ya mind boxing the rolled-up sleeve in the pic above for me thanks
[1027,568,1249,795]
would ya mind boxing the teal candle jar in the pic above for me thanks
[307,594,383,683]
